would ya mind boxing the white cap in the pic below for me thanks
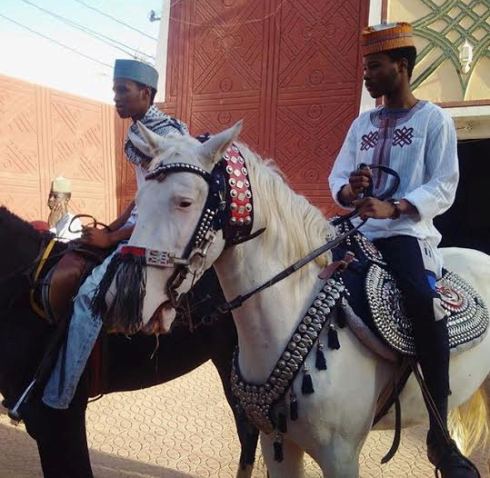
[51,176,71,193]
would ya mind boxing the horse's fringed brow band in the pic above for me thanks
[91,252,147,334]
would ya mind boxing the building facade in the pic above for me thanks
[1,0,488,249]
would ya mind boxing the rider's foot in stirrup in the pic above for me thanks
[427,432,480,478]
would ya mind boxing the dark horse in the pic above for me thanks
[0,206,258,478]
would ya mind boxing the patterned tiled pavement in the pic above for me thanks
[1,361,488,477]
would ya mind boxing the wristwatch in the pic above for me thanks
[389,199,401,220]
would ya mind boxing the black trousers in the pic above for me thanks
[373,235,450,431]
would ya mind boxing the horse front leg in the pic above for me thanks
[314,436,361,478]
[22,372,93,478]
[260,433,305,478]
[211,350,259,478]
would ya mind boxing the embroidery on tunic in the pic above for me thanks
[360,131,379,151]
[392,126,414,148]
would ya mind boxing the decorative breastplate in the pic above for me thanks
[230,277,345,434]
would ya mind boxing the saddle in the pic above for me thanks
[329,221,489,462]
[30,240,113,396]
[332,220,489,359]
[31,242,111,325]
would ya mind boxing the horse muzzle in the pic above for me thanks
[141,300,176,335]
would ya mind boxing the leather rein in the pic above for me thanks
[131,148,400,315]
[214,164,400,316]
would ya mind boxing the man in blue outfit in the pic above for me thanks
[43,59,187,409]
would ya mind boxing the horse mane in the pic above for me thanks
[236,143,335,268]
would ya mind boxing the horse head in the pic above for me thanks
[93,122,244,335]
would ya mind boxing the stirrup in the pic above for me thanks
[433,443,481,478]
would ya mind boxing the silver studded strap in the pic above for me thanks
[230,278,345,433]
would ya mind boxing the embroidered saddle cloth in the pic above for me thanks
[230,222,489,437]
[333,220,489,356]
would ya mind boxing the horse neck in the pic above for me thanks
[0,212,52,403]
[214,232,324,383]
[0,210,49,317]
[0,209,44,272]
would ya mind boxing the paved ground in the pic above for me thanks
[1,361,488,477]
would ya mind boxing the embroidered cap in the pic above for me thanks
[51,176,71,194]
[361,22,415,56]
[113,59,158,90]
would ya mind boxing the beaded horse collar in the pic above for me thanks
[231,277,346,436]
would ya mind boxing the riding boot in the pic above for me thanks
[418,319,479,478]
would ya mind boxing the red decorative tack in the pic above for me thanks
[223,144,253,232]
[120,246,146,256]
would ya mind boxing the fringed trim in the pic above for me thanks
[91,252,126,317]
[273,433,284,462]
[91,252,147,334]
[328,324,340,349]
[230,277,346,437]
[301,366,314,395]
[315,341,327,370]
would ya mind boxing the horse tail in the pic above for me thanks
[448,382,489,456]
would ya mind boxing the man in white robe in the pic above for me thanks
[329,22,475,478]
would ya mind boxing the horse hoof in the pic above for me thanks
[236,464,253,478]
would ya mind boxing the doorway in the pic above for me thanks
[435,138,490,254]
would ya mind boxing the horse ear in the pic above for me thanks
[127,121,163,159]
[200,120,243,166]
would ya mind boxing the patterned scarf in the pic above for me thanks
[124,105,188,165]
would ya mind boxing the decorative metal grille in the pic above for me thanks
[411,0,490,95]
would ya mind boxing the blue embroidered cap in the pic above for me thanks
[113,59,158,90]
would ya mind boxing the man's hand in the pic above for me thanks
[349,167,372,196]
[338,167,373,206]
[80,227,114,249]
[352,197,396,220]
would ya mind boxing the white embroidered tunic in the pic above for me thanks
[49,213,82,242]
[329,101,459,247]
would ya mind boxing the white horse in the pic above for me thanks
[120,121,490,477]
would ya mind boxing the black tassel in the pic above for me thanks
[301,367,314,395]
[91,251,147,334]
[315,341,327,370]
[277,412,287,433]
[289,390,298,421]
[337,303,347,328]
[273,435,283,462]
[328,324,340,350]
[91,252,125,316]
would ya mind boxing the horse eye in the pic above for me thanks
[179,200,192,208]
